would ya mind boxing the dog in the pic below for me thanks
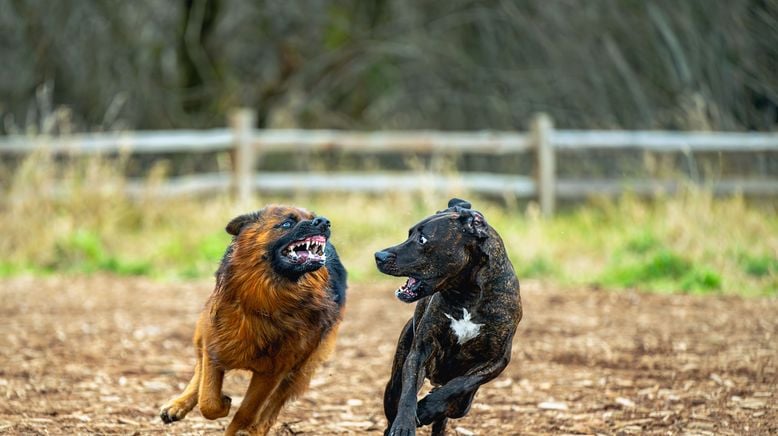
[374,198,522,436]
[159,205,347,435]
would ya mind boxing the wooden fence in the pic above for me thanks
[2,108,777,216]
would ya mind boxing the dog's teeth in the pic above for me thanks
[286,238,328,259]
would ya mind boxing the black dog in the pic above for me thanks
[374,198,522,436]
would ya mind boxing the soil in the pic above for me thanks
[0,276,775,435]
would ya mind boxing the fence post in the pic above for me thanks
[229,108,257,206]
[532,113,555,217]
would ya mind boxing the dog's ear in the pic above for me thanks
[458,210,489,239]
[225,212,259,236]
[448,198,472,209]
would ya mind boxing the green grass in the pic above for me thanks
[1,154,777,296]
[599,249,723,294]
[517,256,558,279]
[740,254,778,278]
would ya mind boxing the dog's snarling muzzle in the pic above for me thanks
[281,235,327,264]
[395,277,433,303]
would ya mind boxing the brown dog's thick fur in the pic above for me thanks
[160,206,347,435]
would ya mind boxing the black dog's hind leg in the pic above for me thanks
[418,388,476,426]
[417,342,512,426]
[384,318,414,434]
[430,417,448,436]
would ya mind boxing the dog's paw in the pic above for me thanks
[416,392,447,426]
[387,417,417,436]
[199,394,232,420]
[416,398,435,426]
[387,427,415,436]
[160,401,191,424]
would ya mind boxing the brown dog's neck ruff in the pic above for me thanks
[211,264,337,353]
[225,266,332,316]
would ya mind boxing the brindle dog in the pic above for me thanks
[374,198,522,436]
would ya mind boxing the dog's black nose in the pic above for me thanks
[312,216,331,229]
[374,251,395,264]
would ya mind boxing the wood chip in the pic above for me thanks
[538,401,568,411]
[493,378,513,388]
[141,380,168,392]
[738,399,765,410]
[335,420,374,428]
[72,413,91,422]
[617,418,653,427]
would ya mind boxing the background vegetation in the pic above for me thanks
[1,153,776,296]
[1,1,776,296]
[1,0,776,132]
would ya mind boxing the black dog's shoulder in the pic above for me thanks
[325,242,347,307]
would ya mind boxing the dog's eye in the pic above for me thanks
[420,234,428,245]
[279,220,293,229]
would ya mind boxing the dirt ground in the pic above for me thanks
[0,276,775,435]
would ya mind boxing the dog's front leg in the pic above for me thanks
[384,318,414,430]
[159,352,202,423]
[416,343,512,425]
[197,348,231,420]
[225,372,282,436]
[388,341,431,436]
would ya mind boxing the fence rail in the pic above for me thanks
[2,109,778,216]
[552,130,778,151]
[0,129,234,154]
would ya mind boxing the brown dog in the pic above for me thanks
[160,205,347,435]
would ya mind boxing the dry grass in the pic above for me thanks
[1,152,776,295]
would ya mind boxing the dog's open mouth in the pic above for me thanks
[396,277,427,303]
[282,235,327,264]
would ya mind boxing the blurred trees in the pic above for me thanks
[0,0,775,132]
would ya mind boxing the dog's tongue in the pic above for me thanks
[405,277,417,288]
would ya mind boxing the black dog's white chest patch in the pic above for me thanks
[444,308,483,345]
